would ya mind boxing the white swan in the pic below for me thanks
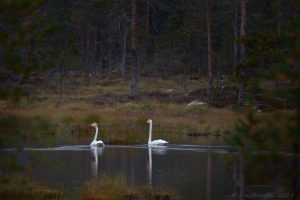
[147,119,168,146]
[90,122,105,147]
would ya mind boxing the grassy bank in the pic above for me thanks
[82,174,173,200]
[0,76,244,146]
[0,173,61,200]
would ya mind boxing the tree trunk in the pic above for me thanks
[167,45,171,73]
[277,0,282,35]
[274,0,282,88]
[198,47,202,78]
[108,14,113,79]
[207,0,213,100]
[108,36,112,79]
[183,59,187,94]
[120,19,127,76]
[233,0,238,77]
[183,50,190,94]
[46,70,52,89]
[130,0,139,96]
[98,32,104,75]
[92,29,97,79]
[238,0,246,104]
[81,30,87,80]
[85,26,90,83]
[145,0,152,65]
[59,64,63,100]
[146,0,150,33]
[240,0,246,61]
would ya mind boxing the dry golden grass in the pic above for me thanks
[1,76,244,145]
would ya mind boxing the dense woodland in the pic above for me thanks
[0,0,300,199]
[0,0,298,103]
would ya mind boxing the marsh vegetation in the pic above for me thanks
[1,76,245,147]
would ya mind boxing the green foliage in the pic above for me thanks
[0,114,56,148]
[226,8,300,194]
[229,108,297,149]
[0,0,64,103]
[227,108,298,187]
[0,114,57,178]
[0,0,55,73]
[0,86,29,102]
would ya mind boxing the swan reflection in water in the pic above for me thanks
[90,146,104,178]
[148,145,167,185]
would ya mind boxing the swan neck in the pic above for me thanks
[148,122,152,144]
[93,127,98,141]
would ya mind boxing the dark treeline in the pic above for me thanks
[0,0,298,101]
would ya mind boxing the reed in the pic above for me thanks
[81,174,173,200]
[0,173,62,200]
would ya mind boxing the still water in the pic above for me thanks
[3,145,259,199]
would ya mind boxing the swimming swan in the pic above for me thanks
[90,122,105,147]
[147,119,168,146]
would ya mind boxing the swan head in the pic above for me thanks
[90,122,98,128]
[147,119,152,124]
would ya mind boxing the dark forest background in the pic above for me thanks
[0,0,298,102]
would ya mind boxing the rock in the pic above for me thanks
[186,101,208,116]
[186,100,206,107]
[166,89,175,93]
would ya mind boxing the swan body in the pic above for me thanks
[148,139,168,145]
[147,119,168,146]
[90,140,104,146]
[90,122,105,147]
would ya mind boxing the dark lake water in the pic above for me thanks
[1,145,285,200]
